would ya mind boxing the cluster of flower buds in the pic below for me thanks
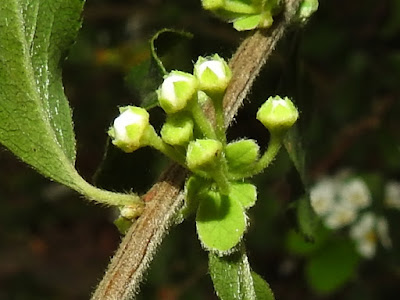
[310,170,393,258]
[108,52,299,252]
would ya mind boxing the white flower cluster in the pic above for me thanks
[350,212,391,258]
[310,172,392,258]
[310,174,371,229]
[384,181,400,210]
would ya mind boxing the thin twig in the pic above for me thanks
[91,1,302,299]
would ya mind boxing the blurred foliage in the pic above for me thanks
[1,0,400,299]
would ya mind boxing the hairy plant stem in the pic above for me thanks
[92,1,302,299]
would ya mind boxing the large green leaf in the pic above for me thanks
[0,0,82,184]
[0,0,140,206]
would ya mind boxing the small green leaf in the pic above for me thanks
[209,249,267,300]
[230,182,257,209]
[252,272,275,300]
[196,191,246,252]
[226,139,259,175]
[305,239,360,294]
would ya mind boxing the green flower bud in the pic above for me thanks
[256,96,299,132]
[161,114,194,146]
[120,204,144,220]
[297,0,319,23]
[186,139,223,171]
[108,106,150,153]
[157,71,198,114]
[193,54,232,94]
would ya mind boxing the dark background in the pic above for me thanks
[1,0,400,299]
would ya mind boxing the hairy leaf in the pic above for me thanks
[209,250,274,300]
[0,0,83,185]
[230,182,257,209]
[196,191,246,252]
[0,1,140,206]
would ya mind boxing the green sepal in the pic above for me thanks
[230,182,257,208]
[196,190,246,253]
[226,139,259,176]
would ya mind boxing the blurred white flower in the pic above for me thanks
[324,204,357,229]
[310,178,336,216]
[340,178,371,210]
[350,213,391,258]
[384,181,400,210]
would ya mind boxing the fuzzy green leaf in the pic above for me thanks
[209,250,273,300]
[196,191,246,253]
[0,0,84,186]
[0,1,141,206]
[226,139,259,175]
[252,272,275,300]
[230,182,257,208]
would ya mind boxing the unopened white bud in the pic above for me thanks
[108,106,150,153]
[157,71,198,114]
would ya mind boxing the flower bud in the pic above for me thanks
[157,71,198,114]
[193,54,232,95]
[108,106,150,153]
[161,114,194,146]
[120,204,144,220]
[297,0,319,23]
[256,96,299,132]
[186,139,223,171]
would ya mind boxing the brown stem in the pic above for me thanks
[91,1,302,299]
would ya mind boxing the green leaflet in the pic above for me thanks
[209,250,275,300]
[196,190,246,253]
[225,139,259,176]
[0,0,141,206]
